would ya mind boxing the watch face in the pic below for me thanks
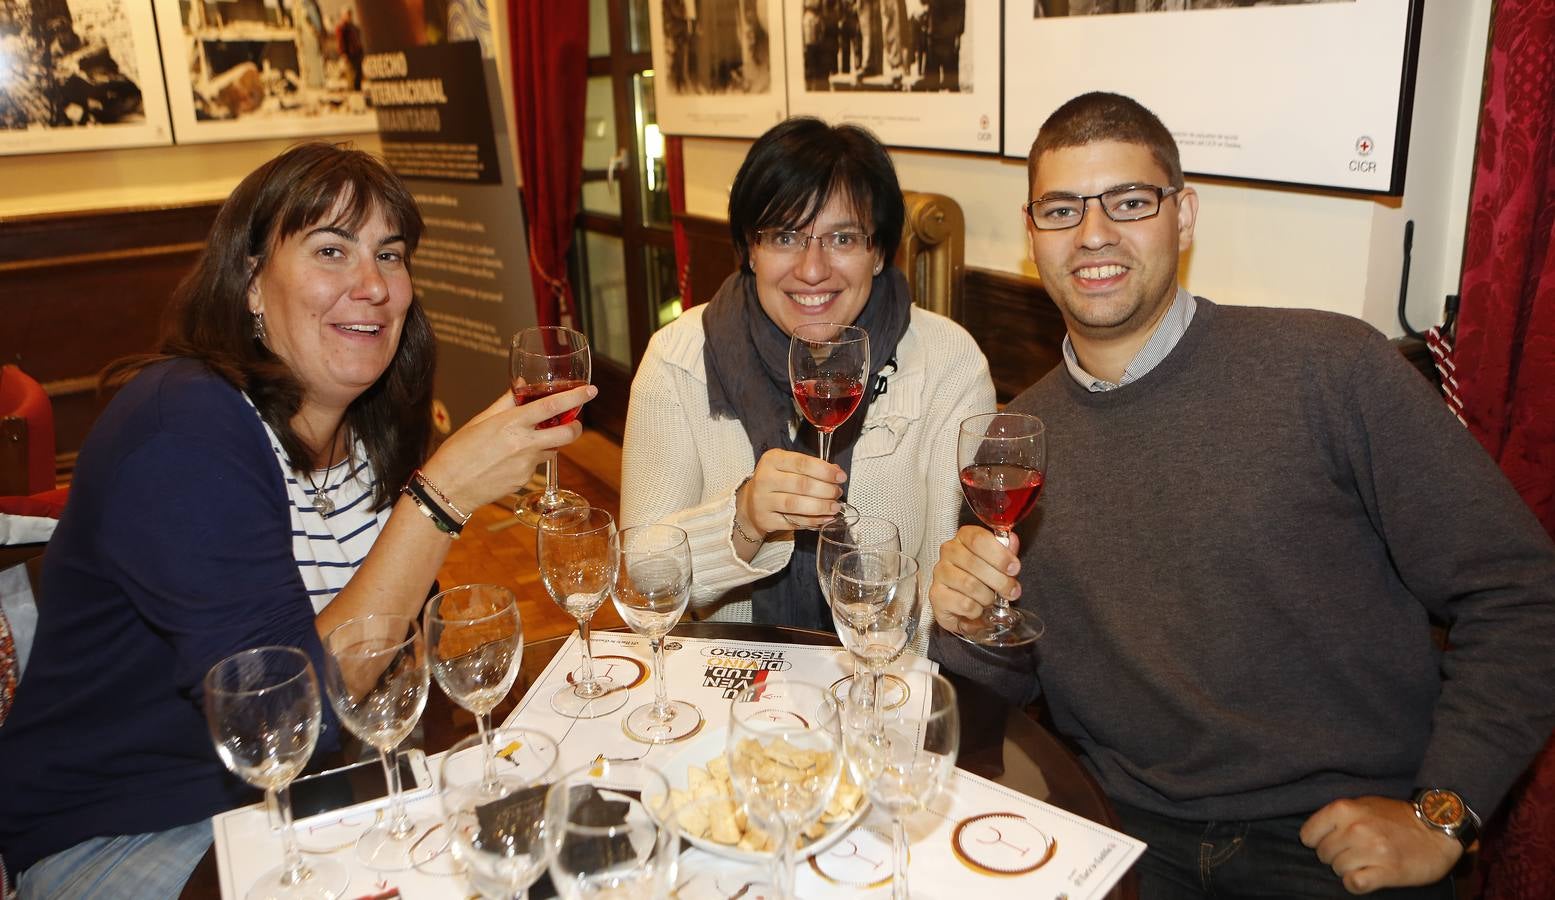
[1419,790,1465,827]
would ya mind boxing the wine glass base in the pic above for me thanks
[623,699,703,744]
[550,677,628,718]
[513,488,588,527]
[956,610,1044,648]
[244,857,349,900]
[829,673,910,712]
[354,817,446,871]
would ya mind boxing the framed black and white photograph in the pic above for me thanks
[1004,0,1421,193]
[785,0,1000,154]
[151,0,377,145]
[0,0,173,156]
[647,0,790,139]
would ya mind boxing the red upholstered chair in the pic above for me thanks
[0,364,56,496]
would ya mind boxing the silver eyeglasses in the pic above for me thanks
[755,229,875,256]
[1024,184,1181,231]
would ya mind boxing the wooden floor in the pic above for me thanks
[437,429,627,643]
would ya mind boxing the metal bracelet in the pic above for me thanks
[412,469,472,524]
[731,475,763,546]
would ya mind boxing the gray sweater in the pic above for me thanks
[932,299,1555,822]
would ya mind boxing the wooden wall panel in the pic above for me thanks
[0,204,219,470]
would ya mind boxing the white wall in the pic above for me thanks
[682,0,1490,337]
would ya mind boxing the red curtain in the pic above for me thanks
[666,136,696,307]
[507,0,589,326]
[1456,2,1555,896]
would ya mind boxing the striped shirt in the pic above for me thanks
[1062,286,1198,391]
[250,402,389,613]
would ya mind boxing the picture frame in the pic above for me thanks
[1003,0,1423,194]
[647,0,791,139]
[785,0,1002,154]
[0,0,174,156]
[151,0,377,145]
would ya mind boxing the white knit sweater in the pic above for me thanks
[620,303,996,654]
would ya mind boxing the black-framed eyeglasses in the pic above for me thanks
[1023,185,1181,231]
[754,229,875,257]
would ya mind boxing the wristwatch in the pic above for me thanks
[1412,788,1481,850]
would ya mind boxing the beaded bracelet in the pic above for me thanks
[402,477,463,538]
[411,469,472,525]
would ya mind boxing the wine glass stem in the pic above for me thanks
[650,637,670,716]
[992,529,1014,611]
[892,815,910,900]
[817,430,834,463]
[476,710,496,787]
[576,619,600,695]
[872,668,885,728]
[273,786,308,887]
[379,747,410,837]
[541,456,560,504]
[776,820,798,900]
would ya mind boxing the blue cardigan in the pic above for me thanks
[0,360,338,874]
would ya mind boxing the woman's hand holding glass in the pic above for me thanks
[205,647,347,900]
[544,759,679,899]
[726,678,842,900]
[321,614,435,871]
[440,726,560,899]
[735,448,847,543]
[537,506,627,718]
[426,584,524,797]
[510,326,592,526]
[840,671,959,900]
[613,524,702,743]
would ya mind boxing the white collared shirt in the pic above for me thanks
[1062,286,1198,391]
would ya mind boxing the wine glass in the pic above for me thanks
[613,524,702,743]
[828,549,922,732]
[321,614,435,870]
[788,323,869,464]
[817,514,900,699]
[204,647,348,900]
[536,506,627,718]
[955,411,1047,647]
[545,758,679,898]
[426,584,525,796]
[511,325,591,526]
[726,678,842,900]
[440,726,561,899]
[840,670,959,900]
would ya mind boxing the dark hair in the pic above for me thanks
[104,142,433,510]
[1027,92,1184,193]
[728,117,904,269]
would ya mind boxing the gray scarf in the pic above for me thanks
[701,267,913,630]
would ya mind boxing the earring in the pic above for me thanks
[252,311,267,342]
[873,261,883,275]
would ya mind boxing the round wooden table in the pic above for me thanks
[183,622,1138,899]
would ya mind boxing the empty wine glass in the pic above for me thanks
[536,506,627,718]
[613,524,702,743]
[511,325,591,526]
[545,759,679,898]
[204,647,348,900]
[956,411,1047,647]
[321,614,435,871]
[788,323,869,464]
[817,513,901,699]
[829,549,922,732]
[840,671,959,900]
[426,584,524,797]
[440,726,561,900]
[727,678,842,900]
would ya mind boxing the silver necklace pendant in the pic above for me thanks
[314,488,335,516]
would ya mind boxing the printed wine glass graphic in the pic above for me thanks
[950,812,1058,876]
[510,325,590,526]
[788,323,869,465]
[955,411,1047,648]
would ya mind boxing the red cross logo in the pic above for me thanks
[1355,135,1374,156]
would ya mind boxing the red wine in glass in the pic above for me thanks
[788,323,869,465]
[792,375,865,431]
[956,412,1047,648]
[513,378,589,428]
[960,464,1045,532]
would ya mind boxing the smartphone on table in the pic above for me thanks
[266,749,435,830]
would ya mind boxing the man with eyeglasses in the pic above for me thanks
[929,91,1555,897]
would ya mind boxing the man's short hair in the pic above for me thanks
[1027,92,1184,193]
